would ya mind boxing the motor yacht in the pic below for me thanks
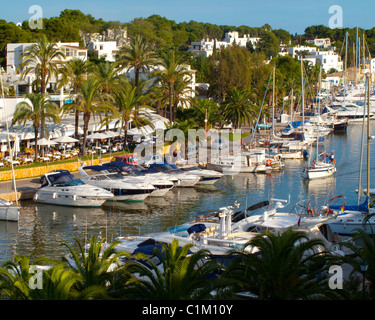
[34,170,114,207]
[78,166,155,202]
[85,163,174,197]
[138,163,201,187]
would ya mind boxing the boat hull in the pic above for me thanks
[34,191,110,207]
[329,211,375,236]
[305,166,336,179]
[0,204,19,222]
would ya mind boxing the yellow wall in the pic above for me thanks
[0,158,112,182]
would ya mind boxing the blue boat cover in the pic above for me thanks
[329,197,369,213]
[283,120,309,132]
[187,223,207,234]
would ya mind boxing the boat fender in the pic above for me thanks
[73,195,77,201]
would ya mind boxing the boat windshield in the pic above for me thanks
[118,166,145,176]
[181,166,199,171]
[152,163,182,173]
[48,173,85,187]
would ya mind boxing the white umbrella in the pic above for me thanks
[53,136,79,143]
[103,131,118,138]
[86,132,108,140]
[30,138,58,146]
[13,135,20,156]
[53,135,79,153]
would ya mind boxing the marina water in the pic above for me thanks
[0,123,374,263]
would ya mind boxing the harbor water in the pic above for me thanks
[0,122,374,263]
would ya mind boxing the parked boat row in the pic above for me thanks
[33,159,224,207]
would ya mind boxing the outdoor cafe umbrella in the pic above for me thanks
[53,135,79,153]
[53,135,79,143]
[86,132,108,140]
[30,138,58,157]
[86,132,108,150]
[103,131,118,138]
[30,138,58,146]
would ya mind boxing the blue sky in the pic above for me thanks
[2,0,375,34]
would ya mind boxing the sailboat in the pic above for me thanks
[0,68,19,222]
[328,73,375,235]
[304,66,336,180]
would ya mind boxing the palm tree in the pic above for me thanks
[63,78,114,156]
[57,58,91,140]
[17,34,65,139]
[62,235,128,292]
[154,48,192,122]
[118,35,158,88]
[189,97,222,130]
[94,61,121,131]
[102,83,153,150]
[223,229,335,300]
[0,255,57,300]
[121,239,223,300]
[12,93,61,161]
[220,88,258,129]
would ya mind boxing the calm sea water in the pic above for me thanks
[0,122,374,263]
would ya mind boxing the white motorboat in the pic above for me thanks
[79,166,155,202]
[139,163,201,187]
[0,198,19,222]
[84,163,174,197]
[176,165,223,184]
[34,170,114,207]
[322,103,375,122]
[113,197,346,257]
[208,151,269,174]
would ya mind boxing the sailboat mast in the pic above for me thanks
[272,66,275,138]
[366,72,371,207]
[317,65,322,160]
[356,27,358,86]
[301,58,305,129]
[344,32,348,102]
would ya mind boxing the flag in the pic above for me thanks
[340,205,345,211]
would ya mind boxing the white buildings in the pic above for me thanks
[278,44,343,73]
[279,45,317,59]
[189,31,261,57]
[87,41,120,62]
[6,42,87,74]
[306,38,332,49]
[304,50,343,72]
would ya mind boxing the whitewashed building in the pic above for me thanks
[6,42,87,74]
[306,38,332,49]
[87,41,120,62]
[189,31,260,57]
[304,50,343,72]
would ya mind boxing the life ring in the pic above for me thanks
[266,159,272,166]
